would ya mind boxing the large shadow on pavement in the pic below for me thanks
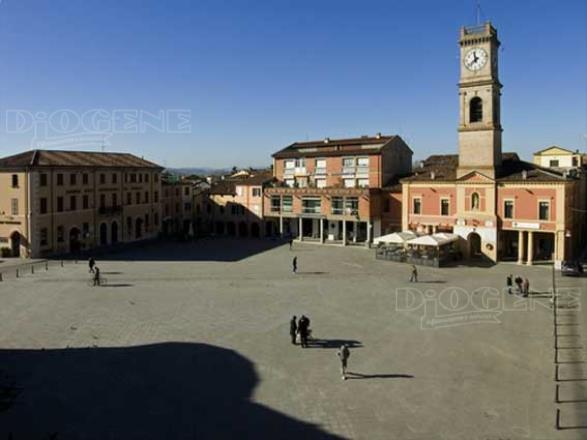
[94,238,285,263]
[0,342,345,439]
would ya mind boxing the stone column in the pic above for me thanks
[320,219,324,243]
[353,221,357,243]
[366,221,371,248]
[298,217,303,241]
[517,230,525,265]
[279,216,284,235]
[527,231,534,265]
[342,221,347,246]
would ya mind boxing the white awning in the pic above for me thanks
[373,231,418,245]
[407,233,459,247]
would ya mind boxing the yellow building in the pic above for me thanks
[0,150,163,258]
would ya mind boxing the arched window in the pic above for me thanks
[471,192,480,211]
[469,97,483,123]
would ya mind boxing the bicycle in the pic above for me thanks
[87,277,108,287]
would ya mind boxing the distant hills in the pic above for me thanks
[166,168,230,177]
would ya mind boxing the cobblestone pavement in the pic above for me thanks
[0,238,586,439]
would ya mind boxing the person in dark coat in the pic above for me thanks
[514,276,523,294]
[93,266,101,286]
[289,238,293,250]
[88,257,96,274]
[522,277,530,297]
[298,315,309,348]
[292,256,298,274]
[289,316,297,345]
[506,274,513,294]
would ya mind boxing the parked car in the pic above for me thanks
[561,260,584,276]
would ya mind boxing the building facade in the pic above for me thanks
[401,23,582,265]
[264,135,412,245]
[197,172,273,238]
[161,176,195,238]
[0,150,163,258]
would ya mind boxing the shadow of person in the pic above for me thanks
[345,372,414,380]
[306,339,363,349]
[0,343,345,440]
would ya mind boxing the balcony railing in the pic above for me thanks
[331,208,344,215]
[270,206,281,213]
[314,167,327,175]
[302,206,321,214]
[282,205,293,213]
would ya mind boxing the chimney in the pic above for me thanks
[324,137,330,144]
[522,170,528,180]
[375,132,382,139]
[430,171,436,180]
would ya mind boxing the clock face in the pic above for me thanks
[464,48,488,71]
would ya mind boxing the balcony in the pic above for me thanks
[314,167,327,175]
[302,206,321,215]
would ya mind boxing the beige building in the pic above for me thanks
[0,150,163,258]
[161,175,195,237]
[199,172,273,238]
[533,146,584,169]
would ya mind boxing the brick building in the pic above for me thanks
[264,134,412,245]
[401,23,584,265]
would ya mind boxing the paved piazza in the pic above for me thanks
[0,239,586,439]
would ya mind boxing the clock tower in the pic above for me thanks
[457,22,502,179]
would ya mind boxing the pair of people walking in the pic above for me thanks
[290,315,311,347]
[507,274,530,297]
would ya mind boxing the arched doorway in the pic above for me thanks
[238,222,247,237]
[99,223,108,246]
[469,232,482,258]
[227,222,236,236]
[111,221,119,244]
[69,228,81,254]
[126,217,133,239]
[135,218,143,239]
[251,222,260,238]
[10,231,21,257]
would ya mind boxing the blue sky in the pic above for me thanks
[0,0,585,168]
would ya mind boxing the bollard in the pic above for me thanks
[31,265,34,274]
[16,269,19,278]
[61,260,64,267]
[0,272,3,282]
[45,262,48,271]
[556,408,561,430]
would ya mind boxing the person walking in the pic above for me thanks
[523,277,530,297]
[292,256,298,274]
[506,274,513,295]
[289,238,293,250]
[88,257,96,274]
[337,344,350,380]
[93,266,101,286]
[514,276,523,294]
[289,316,297,345]
[298,315,309,347]
[409,265,418,283]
